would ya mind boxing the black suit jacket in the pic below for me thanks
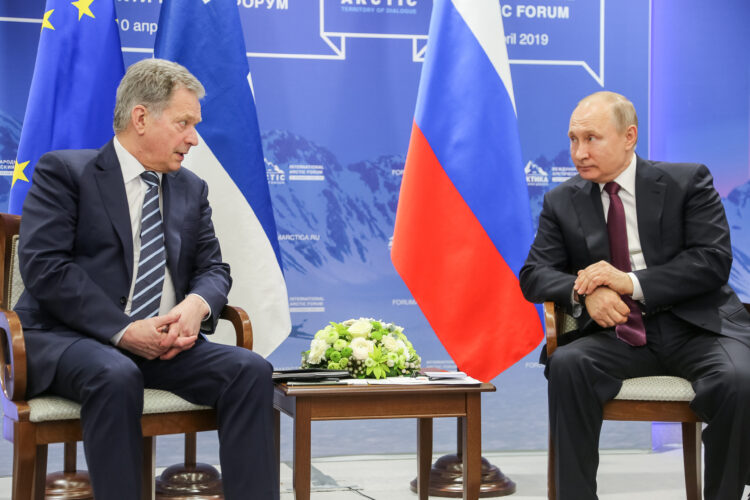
[16,139,231,396]
[520,156,750,347]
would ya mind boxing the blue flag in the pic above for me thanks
[155,0,291,356]
[10,0,124,214]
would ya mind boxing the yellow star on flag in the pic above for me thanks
[71,0,95,21]
[41,9,55,31]
[11,160,30,188]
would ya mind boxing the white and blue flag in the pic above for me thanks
[155,0,290,356]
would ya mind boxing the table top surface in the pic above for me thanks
[274,381,496,397]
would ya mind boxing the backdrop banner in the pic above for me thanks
[6,0,726,456]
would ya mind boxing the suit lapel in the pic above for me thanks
[634,157,666,266]
[93,140,134,279]
[162,171,184,281]
[571,178,610,263]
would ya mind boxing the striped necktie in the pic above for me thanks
[130,171,166,320]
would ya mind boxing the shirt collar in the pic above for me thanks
[113,136,162,184]
[598,153,637,195]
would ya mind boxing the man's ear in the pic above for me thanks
[625,124,638,149]
[131,105,148,135]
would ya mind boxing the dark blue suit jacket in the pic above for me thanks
[520,156,750,347]
[16,139,231,397]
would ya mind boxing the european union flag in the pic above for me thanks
[9,0,124,214]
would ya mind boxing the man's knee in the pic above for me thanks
[709,362,750,409]
[547,341,624,405]
[547,345,585,383]
[84,354,143,398]
[210,349,273,416]
[235,349,272,383]
[220,348,273,394]
[691,349,750,424]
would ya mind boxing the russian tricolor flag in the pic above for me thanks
[155,0,291,356]
[391,0,543,382]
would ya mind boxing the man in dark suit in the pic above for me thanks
[520,91,750,500]
[16,59,278,499]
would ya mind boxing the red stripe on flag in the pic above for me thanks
[392,123,543,382]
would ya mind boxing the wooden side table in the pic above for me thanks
[273,382,496,500]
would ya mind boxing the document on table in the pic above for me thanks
[363,376,482,385]
[285,376,481,386]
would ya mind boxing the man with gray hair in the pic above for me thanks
[520,91,750,499]
[16,58,278,499]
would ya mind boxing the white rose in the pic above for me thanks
[350,337,374,361]
[307,338,328,364]
[348,318,373,338]
[381,335,398,352]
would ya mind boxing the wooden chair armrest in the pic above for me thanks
[543,301,559,358]
[0,307,27,401]
[220,305,253,351]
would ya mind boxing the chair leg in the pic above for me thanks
[548,432,556,500]
[13,421,37,500]
[32,444,47,500]
[142,436,155,500]
[63,441,77,473]
[184,431,197,467]
[682,422,702,500]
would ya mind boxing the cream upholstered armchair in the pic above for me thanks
[0,213,253,499]
[543,301,702,500]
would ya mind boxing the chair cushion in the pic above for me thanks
[562,313,578,334]
[9,235,23,309]
[614,376,695,402]
[28,389,211,423]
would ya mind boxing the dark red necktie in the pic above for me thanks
[604,182,647,346]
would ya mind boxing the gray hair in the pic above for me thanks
[113,58,205,133]
[576,91,638,134]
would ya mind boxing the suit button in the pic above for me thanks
[120,297,127,305]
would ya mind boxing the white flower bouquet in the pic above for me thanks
[301,318,422,379]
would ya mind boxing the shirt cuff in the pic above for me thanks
[629,272,644,301]
[111,324,128,345]
[188,293,212,321]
